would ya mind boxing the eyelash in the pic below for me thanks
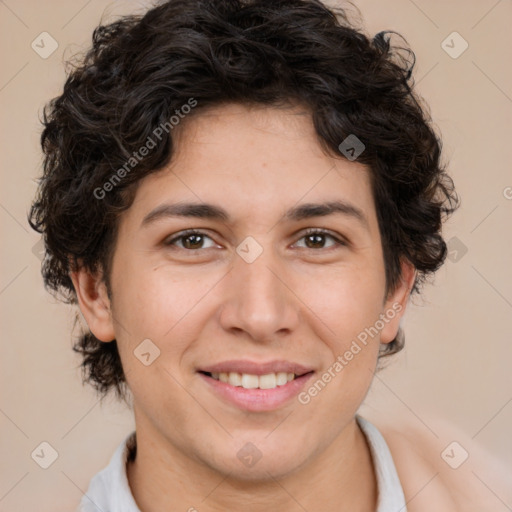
[164,228,347,252]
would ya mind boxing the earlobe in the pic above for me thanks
[70,268,116,342]
[380,259,417,344]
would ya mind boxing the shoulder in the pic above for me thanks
[369,414,512,512]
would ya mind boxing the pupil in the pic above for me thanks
[185,234,202,249]
[307,234,324,248]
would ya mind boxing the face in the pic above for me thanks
[75,103,414,480]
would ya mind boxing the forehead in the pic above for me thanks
[122,103,377,232]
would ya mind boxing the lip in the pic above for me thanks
[197,361,315,412]
[198,359,314,376]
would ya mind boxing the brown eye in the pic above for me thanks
[165,230,216,250]
[294,229,346,250]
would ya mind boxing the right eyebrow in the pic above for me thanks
[141,202,229,227]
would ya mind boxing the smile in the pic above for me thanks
[206,371,296,389]
[197,360,315,412]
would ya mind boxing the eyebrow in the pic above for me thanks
[141,200,369,230]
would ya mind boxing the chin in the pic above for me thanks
[203,437,311,482]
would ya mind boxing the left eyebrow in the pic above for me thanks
[141,200,369,231]
[284,201,369,230]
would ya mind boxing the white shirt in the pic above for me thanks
[77,415,407,512]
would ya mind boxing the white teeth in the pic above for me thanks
[276,372,288,385]
[241,373,259,389]
[209,371,298,389]
[228,372,242,386]
[259,373,277,389]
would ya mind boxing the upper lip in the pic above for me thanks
[198,360,314,376]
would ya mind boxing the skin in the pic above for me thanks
[71,103,417,511]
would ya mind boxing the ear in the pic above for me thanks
[70,267,116,342]
[380,258,417,344]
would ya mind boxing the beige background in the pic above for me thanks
[1,0,511,510]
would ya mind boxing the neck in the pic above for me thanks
[127,415,377,512]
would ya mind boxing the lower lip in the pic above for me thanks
[199,372,314,412]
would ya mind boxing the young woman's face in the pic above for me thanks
[104,103,411,479]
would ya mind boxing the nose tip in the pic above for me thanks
[218,250,300,342]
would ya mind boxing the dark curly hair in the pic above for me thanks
[28,0,459,401]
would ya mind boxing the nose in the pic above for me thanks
[218,243,300,343]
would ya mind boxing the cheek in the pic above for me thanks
[111,264,214,357]
[315,267,385,408]
[305,263,385,349]
[298,273,383,415]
